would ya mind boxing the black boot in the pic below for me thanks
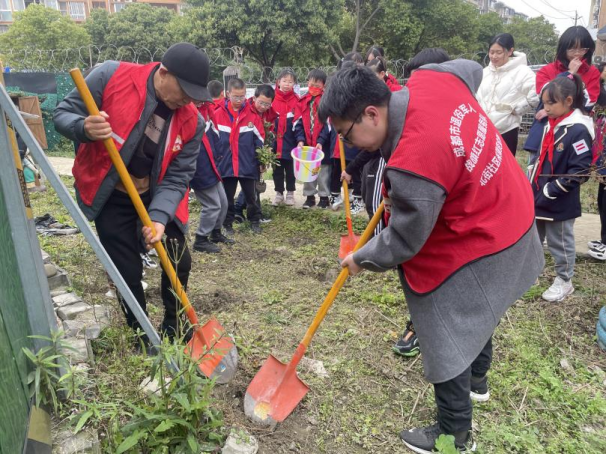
[193,235,220,253]
[251,222,262,234]
[210,228,235,244]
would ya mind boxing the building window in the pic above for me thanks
[0,0,12,21]
[44,0,58,9]
[12,0,25,10]
[113,2,124,12]
[92,1,104,8]
[68,1,85,19]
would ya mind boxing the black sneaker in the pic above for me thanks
[234,213,245,224]
[224,224,235,236]
[393,321,420,357]
[210,229,235,244]
[259,216,272,224]
[318,197,330,209]
[470,375,490,402]
[400,422,476,454]
[193,235,221,254]
[302,196,316,209]
[251,222,262,234]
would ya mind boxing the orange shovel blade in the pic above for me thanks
[339,233,361,259]
[185,317,239,384]
[244,355,310,426]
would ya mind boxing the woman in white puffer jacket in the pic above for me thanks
[477,33,539,156]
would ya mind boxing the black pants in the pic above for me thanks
[501,127,519,157]
[235,186,262,217]
[331,158,361,196]
[95,190,191,334]
[273,159,296,193]
[361,155,381,217]
[223,177,260,225]
[433,336,493,434]
[598,182,606,243]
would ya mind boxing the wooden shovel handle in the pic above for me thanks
[69,68,199,326]
[300,201,384,350]
[338,136,354,235]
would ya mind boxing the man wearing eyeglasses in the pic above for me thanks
[319,62,544,453]
[53,43,209,344]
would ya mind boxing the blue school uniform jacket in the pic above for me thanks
[190,118,221,191]
[214,100,264,180]
[528,109,595,221]
[315,119,360,164]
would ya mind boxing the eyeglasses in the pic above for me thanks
[341,111,363,146]
[230,95,246,102]
[256,100,271,108]
[567,47,590,55]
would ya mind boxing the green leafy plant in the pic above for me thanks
[435,434,459,454]
[256,121,279,168]
[22,330,78,412]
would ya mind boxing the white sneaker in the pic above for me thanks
[588,240,604,250]
[141,280,149,292]
[141,253,158,269]
[350,197,365,215]
[272,192,284,206]
[589,243,606,260]
[542,277,574,302]
[285,191,295,206]
[105,288,116,299]
[331,195,343,211]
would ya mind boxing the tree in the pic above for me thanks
[85,8,110,48]
[102,4,175,61]
[172,0,341,80]
[476,12,504,51]
[0,4,90,70]
[504,16,558,65]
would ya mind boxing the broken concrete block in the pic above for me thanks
[47,267,70,291]
[85,324,101,340]
[301,357,329,378]
[44,263,57,278]
[62,319,85,337]
[53,428,99,454]
[57,302,91,321]
[53,292,81,308]
[63,338,89,364]
[222,428,258,454]
[40,249,50,263]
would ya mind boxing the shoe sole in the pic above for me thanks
[392,346,420,357]
[470,390,490,402]
[542,286,574,302]
[588,249,606,260]
[401,438,477,454]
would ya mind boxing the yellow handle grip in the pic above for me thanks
[69,68,199,325]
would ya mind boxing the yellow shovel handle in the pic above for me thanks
[300,201,384,348]
[69,68,199,325]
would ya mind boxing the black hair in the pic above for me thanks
[542,73,585,111]
[307,68,327,84]
[365,46,385,61]
[406,48,450,77]
[556,26,595,68]
[366,56,388,74]
[254,84,275,99]
[276,68,297,84]
[489,33,515,51]
[227,78,245,91]
[337,52,363,70]
[318,65,391,124]
[207,80,224,99]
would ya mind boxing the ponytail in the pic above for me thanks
[542,73,585,110]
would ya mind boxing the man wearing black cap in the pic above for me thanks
[54,43,210,343]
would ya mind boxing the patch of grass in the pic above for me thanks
[34,177,606,453]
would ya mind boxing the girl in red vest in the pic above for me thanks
[320,63,544,453]
[271,69,300,206]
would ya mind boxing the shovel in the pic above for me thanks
[70,69,238,384]
[337,136,361,259]
[244,201,384,426]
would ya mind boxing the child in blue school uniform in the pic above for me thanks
[529,73,594,302]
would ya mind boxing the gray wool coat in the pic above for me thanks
[353,60,545,384]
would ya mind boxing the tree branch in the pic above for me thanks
[360,5,381,34]
[328,43,341,61]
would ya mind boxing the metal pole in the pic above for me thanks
[0,84,167,355]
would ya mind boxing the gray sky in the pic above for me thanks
[503,0,591,34]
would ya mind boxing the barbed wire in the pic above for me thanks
[0,44,556,82]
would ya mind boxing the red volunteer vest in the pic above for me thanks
[72,62,199,224]
[386,70,534,294]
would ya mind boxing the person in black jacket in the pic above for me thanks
[529,74,594,302]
